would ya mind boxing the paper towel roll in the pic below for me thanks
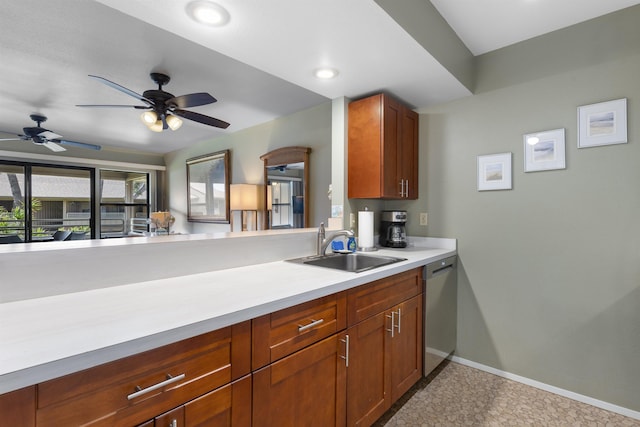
[358,210,375,250]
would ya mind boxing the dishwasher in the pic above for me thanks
[424,255,457,376]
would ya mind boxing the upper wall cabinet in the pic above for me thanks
[348,93,419,199]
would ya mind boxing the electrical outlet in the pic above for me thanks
[419,212,428,226]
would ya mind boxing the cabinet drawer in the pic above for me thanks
[37,322,251,427]
[347,268,423,325]
[252,292,347,369]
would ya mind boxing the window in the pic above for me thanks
[99,170,150,238]
[0,162,95,242]
[0,160,153,242]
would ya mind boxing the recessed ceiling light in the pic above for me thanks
[186,1,230,27]
[314,68,339,79]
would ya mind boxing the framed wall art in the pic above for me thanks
[477,152,512,191]
[186,150,230,223]
[578,98,627,148]
[524,128,566,172]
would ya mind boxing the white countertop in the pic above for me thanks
[0,241,455,394]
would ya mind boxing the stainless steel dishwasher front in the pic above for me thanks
[424,255,457,376]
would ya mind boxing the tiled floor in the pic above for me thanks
[374,361,640,426]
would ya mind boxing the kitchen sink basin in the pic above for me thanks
[287,252,406,273]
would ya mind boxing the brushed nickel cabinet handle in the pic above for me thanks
[386,311,395,338]
[340,334,350,367]
[396,308,402,334]
[127,373,186,400]
[298,318,324,332]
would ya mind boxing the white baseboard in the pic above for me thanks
[450,356,640,421]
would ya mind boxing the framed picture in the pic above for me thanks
[578,98,627,148]
[523,128,566,172]
[186,150,230,223]
[477,152,512,191]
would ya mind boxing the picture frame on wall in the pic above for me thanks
[578,98,627,148]
[186,150,230,223]
[523,128,566,172]
[477,152,512,191]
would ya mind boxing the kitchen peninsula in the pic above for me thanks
[0,230,455,426]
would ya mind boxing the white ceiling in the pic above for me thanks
[0,0,638,155]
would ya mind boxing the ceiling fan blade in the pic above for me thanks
[43,141,67,152]
[167,93,217,109]
[55,139,102,151]
[38,130,63,140]
[0,137,24,141]
[173,109,230,129]
[87,75,152,104]
[76,104,149,109]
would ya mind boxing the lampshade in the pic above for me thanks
[140,111,157,125]
[148,120,163,132]
[141,111,183,132]
[230,184,264,211]
[166,114,183,131]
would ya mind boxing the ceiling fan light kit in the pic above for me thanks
[79,72,230,133]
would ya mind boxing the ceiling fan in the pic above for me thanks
[0,114,101,152]
[78,73,230,132]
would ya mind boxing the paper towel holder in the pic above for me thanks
[357,207,378,252]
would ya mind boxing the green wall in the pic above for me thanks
[164,102,332,233]
[420,8,640,411]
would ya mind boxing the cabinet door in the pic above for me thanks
[400,106,419,200]
[346,293,424,426]
[390,295,423,402]
[346,312,390,427]
[155,405,184,427]
[184,375,251,427]
[348,94,384,199]
[253,334,347,427]
[0,386,36,427]
[381,95,403,199]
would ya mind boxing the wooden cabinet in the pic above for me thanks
[253,334,347,427]
[252,292,347,370]
[138,375,251,427]
[252,293,348,427]
[345,268,423,426]
[348,93,419,200]
[7,267,429,427]
[0,386,36,427]
[36,322,251,427]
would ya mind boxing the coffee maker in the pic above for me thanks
[379,210,408,248]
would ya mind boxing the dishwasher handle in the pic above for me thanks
[425,256,457,279]
[430,265,453,277]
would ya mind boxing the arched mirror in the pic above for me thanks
[260,146,310,229]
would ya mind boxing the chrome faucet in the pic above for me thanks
[317,223,355,255]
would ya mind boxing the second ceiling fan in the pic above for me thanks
[78,73,230,132]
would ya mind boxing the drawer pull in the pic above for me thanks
[127,373,186,400]
[298,318,324,332]
[386,311,395,338]
[340,334,350,367]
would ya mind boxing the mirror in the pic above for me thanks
[260,147,310,229]
[186,150,230,223]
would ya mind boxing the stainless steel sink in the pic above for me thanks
[287,252,406,273]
